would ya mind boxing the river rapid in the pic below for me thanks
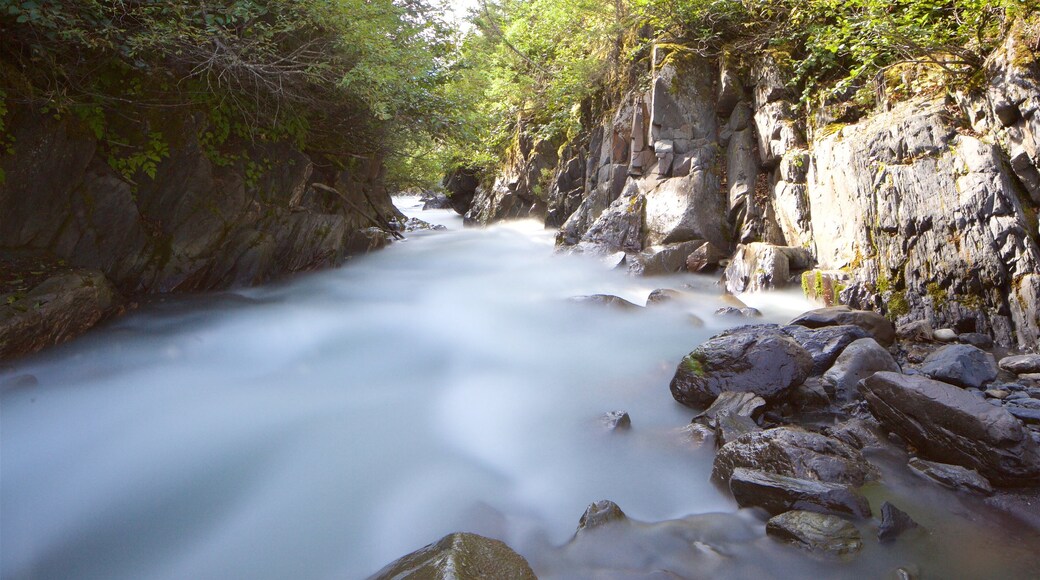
[3,196,1040,579]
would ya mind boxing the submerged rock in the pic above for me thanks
[766,511,863,556]
[789,306,895,347]
[670,326,813,408]
[577,500,628,532]
[729,468,871,518]
[877,502,920,542]
[920,344,998,389]
[368,532,536,580]
[823,338,900,402]
[569,294,641,310]
[862,372,1040,485]
[908,457,994,496]
[712,426,875,486]
[599,411,632,432]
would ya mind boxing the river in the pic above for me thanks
[3,196,1039,578]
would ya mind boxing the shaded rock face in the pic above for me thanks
[577,500,627,532]
[670,326,813,408]
[0,270,120,358]
[877,502,919,543]
[766,510,863,556]
[466,134,558,225]
[908,457,994,496]
[444,167,480,215]
[810,99,1040,348]
[367,532,537,580]
[0,110,393,298]
[861,372,1040,485]
[712,426,875,487]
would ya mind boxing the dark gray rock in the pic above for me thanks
[670,326,813,408]
[1006,405,1040,425]
[729,468,871,518]
[420,191,452,210]
[920,344,998,389]
[1,270,121,359]
[877,502,919,542]
[908,457,994,495]
[715,411,761,447]
[714,307,762,319]
[823,338,900,402]
[958,333,994,349]
[789,306,896,347]
[712,426,876,486]
[444,167,480,215]
[781,324,870,376]
[766,510,863,556]
[862,372,1040,485]
[577,500,627,532]
[1000,354,1040,375]
[367,532,536,580]
[695,391,765,426]
[581,193,646,253]
[897,320,934,342]
[825,418,886,451]
[599,411,632,432]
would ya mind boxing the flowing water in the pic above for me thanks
[3,196,1040,579]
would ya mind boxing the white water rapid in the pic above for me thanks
[3,197,1039,579]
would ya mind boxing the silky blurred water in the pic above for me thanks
[3,197,1038,579]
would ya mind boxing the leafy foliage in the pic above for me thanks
[0,0,460,187]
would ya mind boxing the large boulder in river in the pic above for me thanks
[712,426,875,486]
[920,344,998,389]
[861,372,1040,485]
[368,532,536,580]
[789,306,895,347]
[670,326,813,408]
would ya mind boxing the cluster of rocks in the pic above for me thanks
[672,305,1040,559]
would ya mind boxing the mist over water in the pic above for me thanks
[5,197,1038,579]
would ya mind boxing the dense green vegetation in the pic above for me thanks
[0,0,459,187]
[1,1,1035,190]
[442,0,1036,182]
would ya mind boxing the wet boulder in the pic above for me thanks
[823,338,900,402]
[861,372,1040,485]
[766,511,863,556]
[729,468,871,518]
[712,426,876,486]
[781,324,870,376]
[670,326,813,409]
[695,391,765,426]
[368,532,537,580]
[789,306,896,347]
[920,344,998,389]
[824,418,887,451]
[715,412,761,447]
[877,502,920,542]
[908,457,994,495]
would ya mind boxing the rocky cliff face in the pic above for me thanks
[472,27,1040,349]
[0,107,399,358]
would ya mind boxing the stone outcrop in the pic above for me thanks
[861,372,1040,485]
[712,426,876,486]
[466,133,558,225]
[729,467,871,518]
[765,510,863,556]
[0,269,120,358]
[0,107,398,358]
